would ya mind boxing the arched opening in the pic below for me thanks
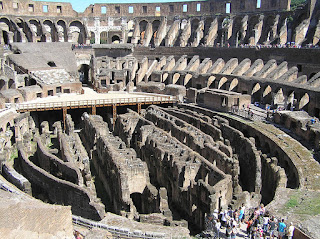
[188,19,200,45]
[127,20,135,43]
[0,79,6,90]
[69,21,86,44]
[139,20,148,45]
[251,83,262,103]
[111,35,120,44]
[309,72,316,79]
[57,20,67,42]
[2,30,9,44]
[16,18,32,42]
[130,193,143,213]
[90,31,95,44]
[8,79,14,89]
[79,64,90,84]
[245,16,260,45]
[218,77,228,90]
[100,31,108,44]
[43,20,58,42]
[200,18,213,45]
[151,20,160,46]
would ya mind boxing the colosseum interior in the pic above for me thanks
[0,0,320,238]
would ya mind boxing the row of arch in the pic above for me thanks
[0,17,87,44]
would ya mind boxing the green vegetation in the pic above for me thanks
[291,0,307,10]
[284,190,320,217]
[9,148,18,162]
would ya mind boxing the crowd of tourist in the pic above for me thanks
[202,204,295,239]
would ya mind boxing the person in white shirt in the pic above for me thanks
[287,222,295,239]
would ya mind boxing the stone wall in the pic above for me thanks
[114,110,233,231]
[2,163,32,195]
[36,136,82,185]
[81,113,160,220]
[17,142,105,220]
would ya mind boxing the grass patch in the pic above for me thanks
[284,191,320,216]
[285,194,299,209]
[9,148,18,162]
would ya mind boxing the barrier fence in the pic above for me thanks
[16,96,178,112]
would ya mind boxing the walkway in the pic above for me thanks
[15,88,178,112]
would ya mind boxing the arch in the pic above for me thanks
[229,78,238,91]
[262,85,272,105]
[0,17,12,43]
[245,15,260,45]
[43,20,58,42]
[69,20,86,44]
[172,73,180,85]
[57,19,67,42]
[151,20,161,46]
[79,64,90,84]
[218,77,228,89]
[0,78,6,90]
[139,20,148,45]
[8,79,14,89]
[251,83,261,103]
[90,31,95,44]
[29,19,42,42]
[130,193,144,213]
[15,18,32,42]
[208,76,216,88]
[299,93,309,110]
[200,17,214,45]
[260,15,277,44]
[188,18,200,44]
[184,73,193,86]
[111,35,120,44]
[273,88,285,106]
[286,90,295,110]
[230,16,243,46]
[127,20,135,43]
[100,31,108,44]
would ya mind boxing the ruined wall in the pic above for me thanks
[2,163,32,195]
[81,113,159,219]
[115,110,233,231]
[36,136,82,185]
[17,142,105,220]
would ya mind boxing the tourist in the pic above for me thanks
[221,210,228,227]
[287,222,295,239]
[259,204,265,216]
[269,216,277,238]
[212,209,219,221]
[214,219,221,239]
[226,224,232,239]
[205,213,214,232]
[262,212,269,233]
[278,219,287,239]
[230,224,238,239]
[246,218,253,237]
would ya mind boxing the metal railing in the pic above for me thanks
[16,95,178,112]
[72,215,167,239]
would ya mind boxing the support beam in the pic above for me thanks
[137,103,142,115]
[112,104,117,130]
[62,107,67,131]
[92,106,96,115]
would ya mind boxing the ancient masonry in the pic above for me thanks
[0,0,320,238]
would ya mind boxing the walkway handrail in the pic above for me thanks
[15,95,178,111]
[72,215,167,239]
